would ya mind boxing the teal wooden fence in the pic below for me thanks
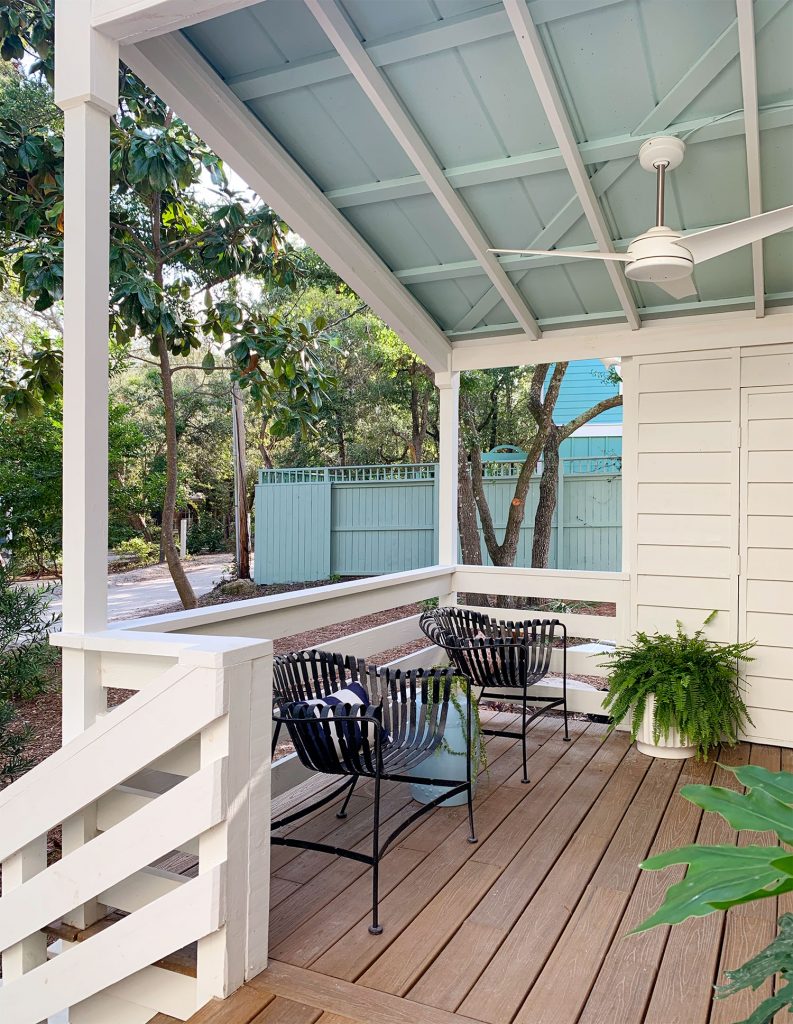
[254,458,621,584]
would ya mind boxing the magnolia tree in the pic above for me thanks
[0,1,335,606]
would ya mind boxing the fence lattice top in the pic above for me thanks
[259,457,621,485]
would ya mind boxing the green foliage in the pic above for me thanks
[0,561,58,701]
[0,560,58,781]
[187,517,228,554]
[601,615,754,758]
[715,913,793,1024]
[0,698,33,783]
[114,536,158,564]
[635,765,793,1023]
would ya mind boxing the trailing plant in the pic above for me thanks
[601,613,754,758]
[634,765,793,1024]
[427,672,487,775]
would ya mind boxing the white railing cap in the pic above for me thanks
[52,629,273,668]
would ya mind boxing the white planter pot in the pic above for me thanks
[635,695,696,759]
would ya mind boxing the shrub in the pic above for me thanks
[114,536,158,564]
[601,613,754,758]
[0,564,59,781]
[187,518,227,554]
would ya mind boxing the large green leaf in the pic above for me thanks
[681,783,793,843]
[729,765,793,807]
[634,844,793,931]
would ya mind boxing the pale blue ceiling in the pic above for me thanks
[183,0,793,341]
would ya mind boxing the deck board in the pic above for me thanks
[185,716,790,1024]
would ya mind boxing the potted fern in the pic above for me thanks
[601,613,754,759]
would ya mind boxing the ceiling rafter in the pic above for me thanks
[634,0,786,134]
[304,0,543,341]
[121,32,453,371]
[452,159,631,332]
[225,0,626,102]
[502,0,641,330]
[322,106,793,209]
[736,0,765,318]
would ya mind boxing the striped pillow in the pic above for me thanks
[290,681,386,760]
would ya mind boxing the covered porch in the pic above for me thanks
[1,0,792,1021]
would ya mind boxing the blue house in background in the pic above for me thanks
[553,358,622,462]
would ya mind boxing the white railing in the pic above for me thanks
[0,562,628,1021]
[0,632,272,1024]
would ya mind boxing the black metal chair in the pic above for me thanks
[270,650,476,935]
[420,607,569,785]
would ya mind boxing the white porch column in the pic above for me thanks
[54,1,118,930]
[435,371,460,605]
[55,1,118,734]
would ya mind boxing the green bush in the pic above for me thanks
[187,518,227,554]
[0,564,59,781]
[114,536,158,564]
[601,613,754,758]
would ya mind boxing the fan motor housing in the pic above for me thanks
[624,227,694,282]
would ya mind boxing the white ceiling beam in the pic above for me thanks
[323,105,793,209]
[450,307,793,369]
[92,0,263,42]
[634,0,786,134]
[227,0,625,101]
[502,0,641,331]
[304,0,542,341]
[122,33,453,372]
[737,0,765,318]
[452,158,632,331]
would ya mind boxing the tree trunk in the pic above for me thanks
[232,383,250,581]
[531,428,560,569]
[457,437,482,566]
[156,335,197,608]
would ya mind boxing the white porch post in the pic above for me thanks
[54,0,118,929]
[435,371,460,605]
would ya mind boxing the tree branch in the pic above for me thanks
[558,393,623,441]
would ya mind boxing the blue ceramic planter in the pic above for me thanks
[408,689,478,807]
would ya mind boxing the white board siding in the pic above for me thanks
[741,350,793,387]
[638,388,735,423]
[628,349,741,724]
[637,356,736,393]
[636,514,732,547]
[636,605,732,642]
[636,545,731,578]
[739,378,793,744]
[637,451,733,483]
[637,421,734,453]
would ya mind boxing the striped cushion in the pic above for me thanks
[289,681,386,760]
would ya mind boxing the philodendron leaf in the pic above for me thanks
[634,844,793,932]
[680,783,793,844]
[727,764,793,807]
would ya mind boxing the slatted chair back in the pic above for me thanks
[420,606,559,689]
[274,650,458,780]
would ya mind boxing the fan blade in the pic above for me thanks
[488,247,631,262]
[684,205,793,265]
[655,276,697,299]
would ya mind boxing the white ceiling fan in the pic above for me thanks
[489,136,793,300]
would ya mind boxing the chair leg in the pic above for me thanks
[562,634,571,742]
[271,718,282,759]
[466,686,477,844]
[336,775,358,819]
[521,697,530,784]
[368,772,383,935]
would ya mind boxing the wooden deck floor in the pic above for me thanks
[187,711,790,1024]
